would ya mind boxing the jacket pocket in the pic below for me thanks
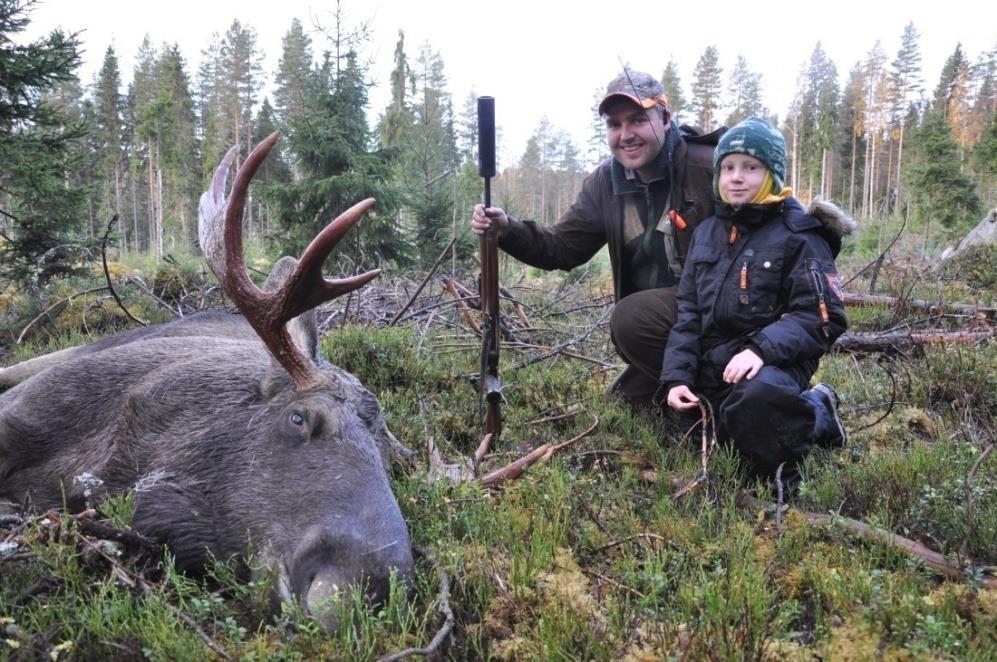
[736,249,783,318]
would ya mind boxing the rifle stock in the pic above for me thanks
[477,96,501,438]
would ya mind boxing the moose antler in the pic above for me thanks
[198,132,380,390]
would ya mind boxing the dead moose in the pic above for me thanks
[0,133,414,630]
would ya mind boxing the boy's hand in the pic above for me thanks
[667,385,700,411]
[723,348,763,384]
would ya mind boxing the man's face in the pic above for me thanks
[604,99,667,175]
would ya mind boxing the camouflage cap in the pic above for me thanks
[598,71,669,116]
[713,116,788,192]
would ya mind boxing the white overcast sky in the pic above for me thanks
[20,0,997,168]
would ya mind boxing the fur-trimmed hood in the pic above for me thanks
[808,198,858,238]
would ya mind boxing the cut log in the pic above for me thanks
[842,292,995,321]
[833,329,996,354]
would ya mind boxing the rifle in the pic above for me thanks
[477,96,502,439]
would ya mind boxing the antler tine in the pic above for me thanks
[221,131,281,308]
[198,144,241,276]
[199,132,381,392]
[278,198,383,319]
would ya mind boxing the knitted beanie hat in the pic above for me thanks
[713,117,787,195]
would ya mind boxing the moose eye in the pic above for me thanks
[289,413,305,427]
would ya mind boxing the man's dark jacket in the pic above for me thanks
[660,197,853,390]
[497,129,716,302]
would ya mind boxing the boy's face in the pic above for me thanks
[604,99,666,177]
[718,153,768,207]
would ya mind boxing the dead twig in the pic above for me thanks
[100,214,147,327]
[543,416,600,458]
[389,238,456,326]
[526,409,580,426]
[17,287,109,344]
[591,532,667,555]
[377,545,454,662]
[673,400,717,499]
[442,277,482,335]
[583,569,646,599]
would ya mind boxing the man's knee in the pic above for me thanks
[609,288,678,357]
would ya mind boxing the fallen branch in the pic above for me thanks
[477,444,551,489]
[841,292,995,321]
[833,329,995,354]
[473,433,493,474]
[377,545,454,662]
[441,277,482,335]
[737,492,997,588]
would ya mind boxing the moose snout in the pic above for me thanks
[289,524,414,631]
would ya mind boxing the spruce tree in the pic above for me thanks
[660,60,686,124]
[0,0,90,286]
[907,110,982,247]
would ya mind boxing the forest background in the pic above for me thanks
[1,0,995,289]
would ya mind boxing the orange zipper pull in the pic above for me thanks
[668,209,687,230]
[728,226,738,245]
[740,261,748,289]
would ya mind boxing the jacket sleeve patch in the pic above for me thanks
[825,272,844,300]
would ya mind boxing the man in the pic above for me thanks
[471,71,717,406]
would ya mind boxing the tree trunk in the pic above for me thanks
[849,130,857,213]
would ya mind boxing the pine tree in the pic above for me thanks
[0,0,90,286]
[660,59,686,124]
[690,46,723,131]
[888,22,923,203]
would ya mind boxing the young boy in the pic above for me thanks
[660,117,855,487]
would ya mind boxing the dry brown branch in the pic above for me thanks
[100,215,148,327]
[526,409,580,426]
[833,329,996,354]
[477,444,551,488]
[389,238,456,326]
[961,443,995,561]
[441,277,482,334]
[583,569,646,599]
[17,287,109,343]
[738,492,997,588]
[377,544,454,662]
[473,433,494,474]
[543,416,600,458]
[842,292,996,320]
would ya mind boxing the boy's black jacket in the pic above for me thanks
[660,197,855,390]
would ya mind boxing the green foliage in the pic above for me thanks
[0,0,91,288]
[940,243,997,291]
[907,110,983,242]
